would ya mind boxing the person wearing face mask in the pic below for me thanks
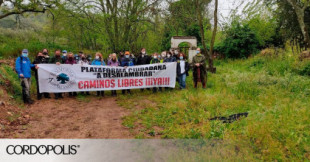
[32,52,51,100]
[121,51,134,95]
[108,53,120,96]
[160,51,166,63]
[164,51,175,63]
[65,52,78,97]
[49,50,65,99]
[150,53,162,93]
[42,48,50,62]
[173,49,179,61]
[15,49,37,104]
[86,54,92,63]
[92,52,106,97]
[77,54,89,65]
[137,48,151,65]
[136,48,151,92]
[177,53,189,90]
[78,54,90,95]
[61,50,68,63]
[192,48,207,89]
[118,52,124,64]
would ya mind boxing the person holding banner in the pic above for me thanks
[164,51,175,63]
[42,48,50,62]
[121,51,134,95]
[66,52,78,97]
[92,52,106,97]
[49,49,64,99]
[108,53,120,96]
[192,48,207,89]
[61,50,68,63]
[177,53,189,90]
[150,53,162,93]
[78,54,90,95]
[15,49,36,104]
[160,51,166,63]
[136,48,151,92]
[32,51,51,100]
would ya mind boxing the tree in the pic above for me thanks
[219,21,260,59]
[209,0,218,73]
[285,0,310,49]
[0,0,58,19]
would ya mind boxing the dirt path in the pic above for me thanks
[1,96,134,138]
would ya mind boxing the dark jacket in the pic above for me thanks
[32,56,49,79]
[65,58,77,64]
[136,53,151,65]
[164,57,176,63]
[150,58,160,64]
[177,60,189,76]
[49,56,63,64]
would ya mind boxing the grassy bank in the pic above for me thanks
[117,50,310,160]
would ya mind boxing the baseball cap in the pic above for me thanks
[22,49,28,53]
[62,50,67,53]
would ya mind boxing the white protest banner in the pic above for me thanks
[38,63,176,93]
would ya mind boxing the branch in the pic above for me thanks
[0,8,47,19]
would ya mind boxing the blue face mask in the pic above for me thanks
[22,53,28,57]
[180,56,184,60]
[196,51,200,54]
[125,55,130,58]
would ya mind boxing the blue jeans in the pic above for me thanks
[178,73,186,89]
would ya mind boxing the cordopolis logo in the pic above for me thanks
[48,66,76,90]
[6,145,80,155]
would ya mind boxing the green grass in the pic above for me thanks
[117,51,310,160]
[0,64,36,104]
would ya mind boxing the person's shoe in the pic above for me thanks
[59,95,64,98]
[37,96,42,100]
[86,92,90,95]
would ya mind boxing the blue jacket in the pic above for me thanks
[15,56,35,78]
[120,58,134,67]
[91,59,106,66]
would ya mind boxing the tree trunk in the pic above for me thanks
[195,0,208,58]
[286,0,310,49]
[209,0,218,73]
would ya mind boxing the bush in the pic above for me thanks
[216,22,260,59]
[294,61,310,76]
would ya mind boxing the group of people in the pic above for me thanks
[15,48,207,104]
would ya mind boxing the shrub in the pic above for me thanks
[217,22,260,59]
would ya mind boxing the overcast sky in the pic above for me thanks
[214,0,248,24]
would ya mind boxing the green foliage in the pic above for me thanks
[245,14,278,47]
[217,22,260,58]
[118,49,310,160]
[0,27,71,58]
[294,61,310,76]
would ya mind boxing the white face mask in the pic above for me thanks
[154,56,157,59]
[96,56,100,59]
[167,54,171,58]
[161,54,166,58]
[142,51,146,55]
[63,53,67,56]
[175,50,178,54]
